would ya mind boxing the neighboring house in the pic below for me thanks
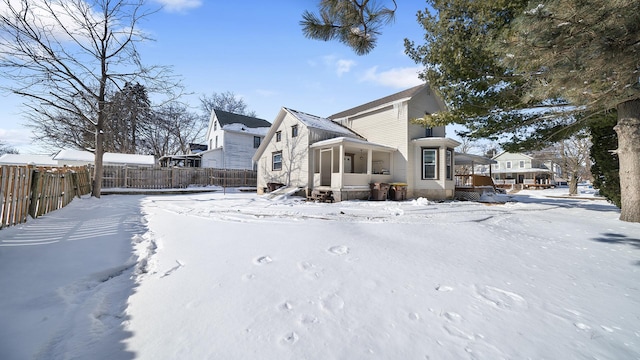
[253,84,461,201]
[0,154,59,166]
[53,149,156,166]
[253,107,364,196]
[491,151,561,185]
[199,109,271,170]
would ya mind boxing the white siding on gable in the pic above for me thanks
[256,112,311,190]
[223,131,262,169]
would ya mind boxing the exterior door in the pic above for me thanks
[344,154,354,173]
[320,149,331,186]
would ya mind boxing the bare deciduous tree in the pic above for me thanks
[0,0,178,197]
[199,91,257,118]
[140,102,205,157]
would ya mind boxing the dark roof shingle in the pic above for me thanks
[214,109,271,128]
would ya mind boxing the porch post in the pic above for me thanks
[367,149,372,174]
[339,144,344,172]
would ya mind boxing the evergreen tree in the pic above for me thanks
[104,83,151,154]
[304,0,640,221]
[301,0,397,55]
[590,113,621,208]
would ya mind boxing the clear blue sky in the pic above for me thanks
[1,0,443,154]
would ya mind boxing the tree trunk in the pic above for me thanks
[568,173,578,196]
[614,99,640,223]
[92,128,104,198]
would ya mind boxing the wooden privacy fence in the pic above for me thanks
[101,166,257,189]
[0,165,92,229]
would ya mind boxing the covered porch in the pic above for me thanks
[493,168,555,189]
[454,152,499,200]
[309,137,396,201]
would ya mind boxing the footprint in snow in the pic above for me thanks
[328,245,349,255]
[281,332,299,345]
[443,311,463,323]
[320,293,345,313]
[475,285,527,310]
[574,322,591,331]
[435,285,454,292]
[254,256,272,265]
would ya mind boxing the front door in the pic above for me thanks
[320,149,332,186]
[344,154,354,173]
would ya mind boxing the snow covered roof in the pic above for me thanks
[53,149,155,165]
[0,153,58,166]
[310,136,396,151]
[222,123,270,136]
[285,108,359,137]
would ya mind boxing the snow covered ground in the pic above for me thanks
[1,186,639,359]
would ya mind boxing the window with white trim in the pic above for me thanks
[519,160,525,168]
[422,148,438,179]
[272,151,282,171]
[506,161,512,169]
[253,136,261,148]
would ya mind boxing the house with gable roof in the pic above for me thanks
[199,109,272,169]
[491,151,561,187]
[253,84,461,201]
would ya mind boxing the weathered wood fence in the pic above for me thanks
[1,164,256,229]
[101,166,257,189]
[0,165,92,229]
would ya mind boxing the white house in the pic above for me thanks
[199,109,272,170]
[253,84,461,201]
[491,151,561,186]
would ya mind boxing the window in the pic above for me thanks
[446,149,453,180]
[215,136,218,148]
[253,136,261,148]
[506,161,512,169]
[519,160,525,168]
[422,148,438,179]
[425,127,433,137]
[213,121,217,131]
[291,125,298,137]
[272,151,282,171]
[276,131,282,142]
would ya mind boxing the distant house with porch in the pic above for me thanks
[491,151,561,187]
[199,109,271,170]
[253,84,461,201]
